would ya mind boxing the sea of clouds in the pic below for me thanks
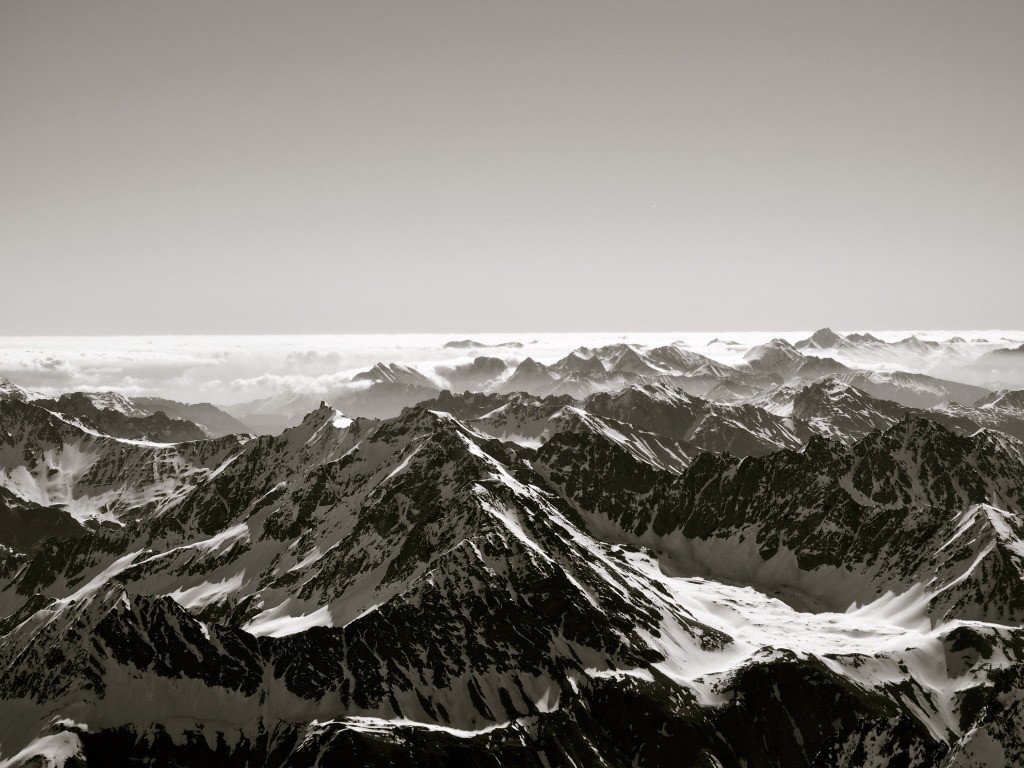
[1,330,1021,405]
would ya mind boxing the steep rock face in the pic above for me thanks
[793,355,851,378]
[550,351,607,376]
[131,397,251,437]
[795,327,849,351]
[144,403,371,541]
[938,625,1024,767]
[894,335,943,354]
[415,389,537,422]
[498,358,559,394]
[444,391,574,445]
[0,378,43,403]
[583,383,809,457]
[931,389,1024,442]
[420,387,803,470]
[416,391,695,473]
[747,379,987,444]
[353,362,436,388]
[0,487,87,563]
[646,345,727,375]
[832,371,990,410]
[34,393,208,442]
[546,408,697,474]
[0,398,249,532]
[743,338,805,375]
[791,378,908,441]
[974,389,1024,412]
[0,587,263,704]
[535,418,1024,622]
[603,345,664,376]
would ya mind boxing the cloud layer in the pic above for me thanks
[1,331,1021,406]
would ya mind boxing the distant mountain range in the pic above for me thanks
[208,329,1024,435]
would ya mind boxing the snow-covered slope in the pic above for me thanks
[831,370,990,410]
[0,399,248,531]
[130,396,251,437]
[32,392,209,442]
[0,378,44,404]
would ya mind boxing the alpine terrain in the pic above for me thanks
[2,329,1024,767]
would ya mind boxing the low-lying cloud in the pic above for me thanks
[1,331,1021,407]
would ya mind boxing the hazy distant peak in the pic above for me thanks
[795,327,847,350]
[844,332,884,343]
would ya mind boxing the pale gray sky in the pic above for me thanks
[2,1,1022,334]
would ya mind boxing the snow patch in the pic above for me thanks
[243,601,333,637]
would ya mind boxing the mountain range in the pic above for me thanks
[1,329,1024,766]
[200,329,1024,435]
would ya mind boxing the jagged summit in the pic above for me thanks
[32,391,208,443]
[0,378,44,403]
[353,361,434,387]
[893,334,941,352]
[795,327,847,350]
[976,389,1024,410]
[845,331,884,343]
[551,350,606,375]
[298,400,353,429]
[742,337,803,374]
[603,344,662,375]
[646,344,721,373]
[790,376,908,443]
[78,390,151,418]
[499,356,558,394]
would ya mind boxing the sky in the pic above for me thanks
[2,1,1022,334]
